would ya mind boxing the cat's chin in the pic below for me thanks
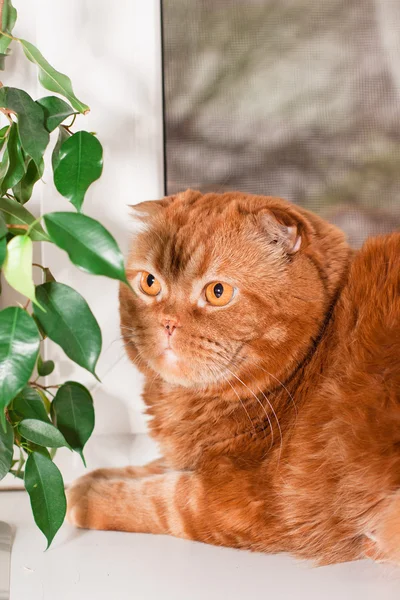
[148,350,192,387]
[148,350,219,389]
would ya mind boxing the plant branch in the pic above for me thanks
[0,107,14,124]
[63,113,77,131]
[32,262,46,271]
[15,446,25,478]
[6,223,29,230]
[30,381,60,391]
[0,1,5,31]
[24,216,42,238]
[0,29,18,42]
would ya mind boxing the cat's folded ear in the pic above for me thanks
[128,196,175,233]
[260,208,308,255]
[129,197,172,216]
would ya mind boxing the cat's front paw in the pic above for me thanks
[66,472,107,530]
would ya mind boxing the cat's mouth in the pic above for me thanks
[147,344,188,384]
[144,339,212,387]
[145,340,245,389]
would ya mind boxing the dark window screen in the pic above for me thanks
[161,0,400,247]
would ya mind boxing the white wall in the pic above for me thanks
[1,0,164,434]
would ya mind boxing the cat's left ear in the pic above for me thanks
[277,223,302,254]
[129,196,174,218]
[260,210,305,255]
[128,196,175,234]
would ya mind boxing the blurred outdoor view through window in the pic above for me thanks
[162,0,400,247]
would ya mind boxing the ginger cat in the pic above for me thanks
[67,190,400,565]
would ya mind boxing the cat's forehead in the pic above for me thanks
[132,221,229,281]
[128,212,281,289]
[127,190,301,287]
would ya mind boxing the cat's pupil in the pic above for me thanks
[147,274,155,287]
[214,283,224,298]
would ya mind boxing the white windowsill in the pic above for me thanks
[1,434,400,599]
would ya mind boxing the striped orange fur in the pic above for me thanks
[67,190,400,565]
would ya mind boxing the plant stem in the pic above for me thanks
[32,262,46,271]
[0,107,14,124]
[24,216,42,238]
[30,381,60,391]
[6,223,29,230]
[0,2,5,32]
[15,446,25,478]
[0,29,18,42]
[64,113,77,131]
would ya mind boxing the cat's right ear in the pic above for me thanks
[128,196,174,234]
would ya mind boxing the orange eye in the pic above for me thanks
[140,271,161,296]
[205,282,234,307]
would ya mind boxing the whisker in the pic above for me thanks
[224,367,275,453]
[255,384,282,461]
[122,343,148,369]
[221,373,258,436]
[147,371,160,391]
[111,335,140,347]
[208,351,282,460]
[89,349,129,394]
[120,325,146,334]
[246,355,298,419]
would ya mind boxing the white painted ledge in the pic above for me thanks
[1,434,400,599]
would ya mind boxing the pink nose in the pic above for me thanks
[162,318,179,336]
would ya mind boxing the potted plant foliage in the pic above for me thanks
[0,1,129,547]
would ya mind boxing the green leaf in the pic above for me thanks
[3,235,42,307]
[52,126,70,172]
[0,0,17,55]
[0,236,6,268]
[13,157,44,204]
[0,211,7,238]
[36,96,75,132]
[0,307,40,428]
[13,386,50,423]
[33,282,102,377]
[0,87,49,168]
[36,388,51,414]
[44,212,128,283]
[52,381,94,465]
[0,420,13,480]
[0,196,50,241]
[25,443,50,458]
[37,355,55,377]
[18,418,69,448]
[0,145,9,184]
[0,125,9,152]
[0,122,26,192]
[20,40,89,114]
[31,315,46,340]
[54,131,103,212]
[24,452,66,548]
